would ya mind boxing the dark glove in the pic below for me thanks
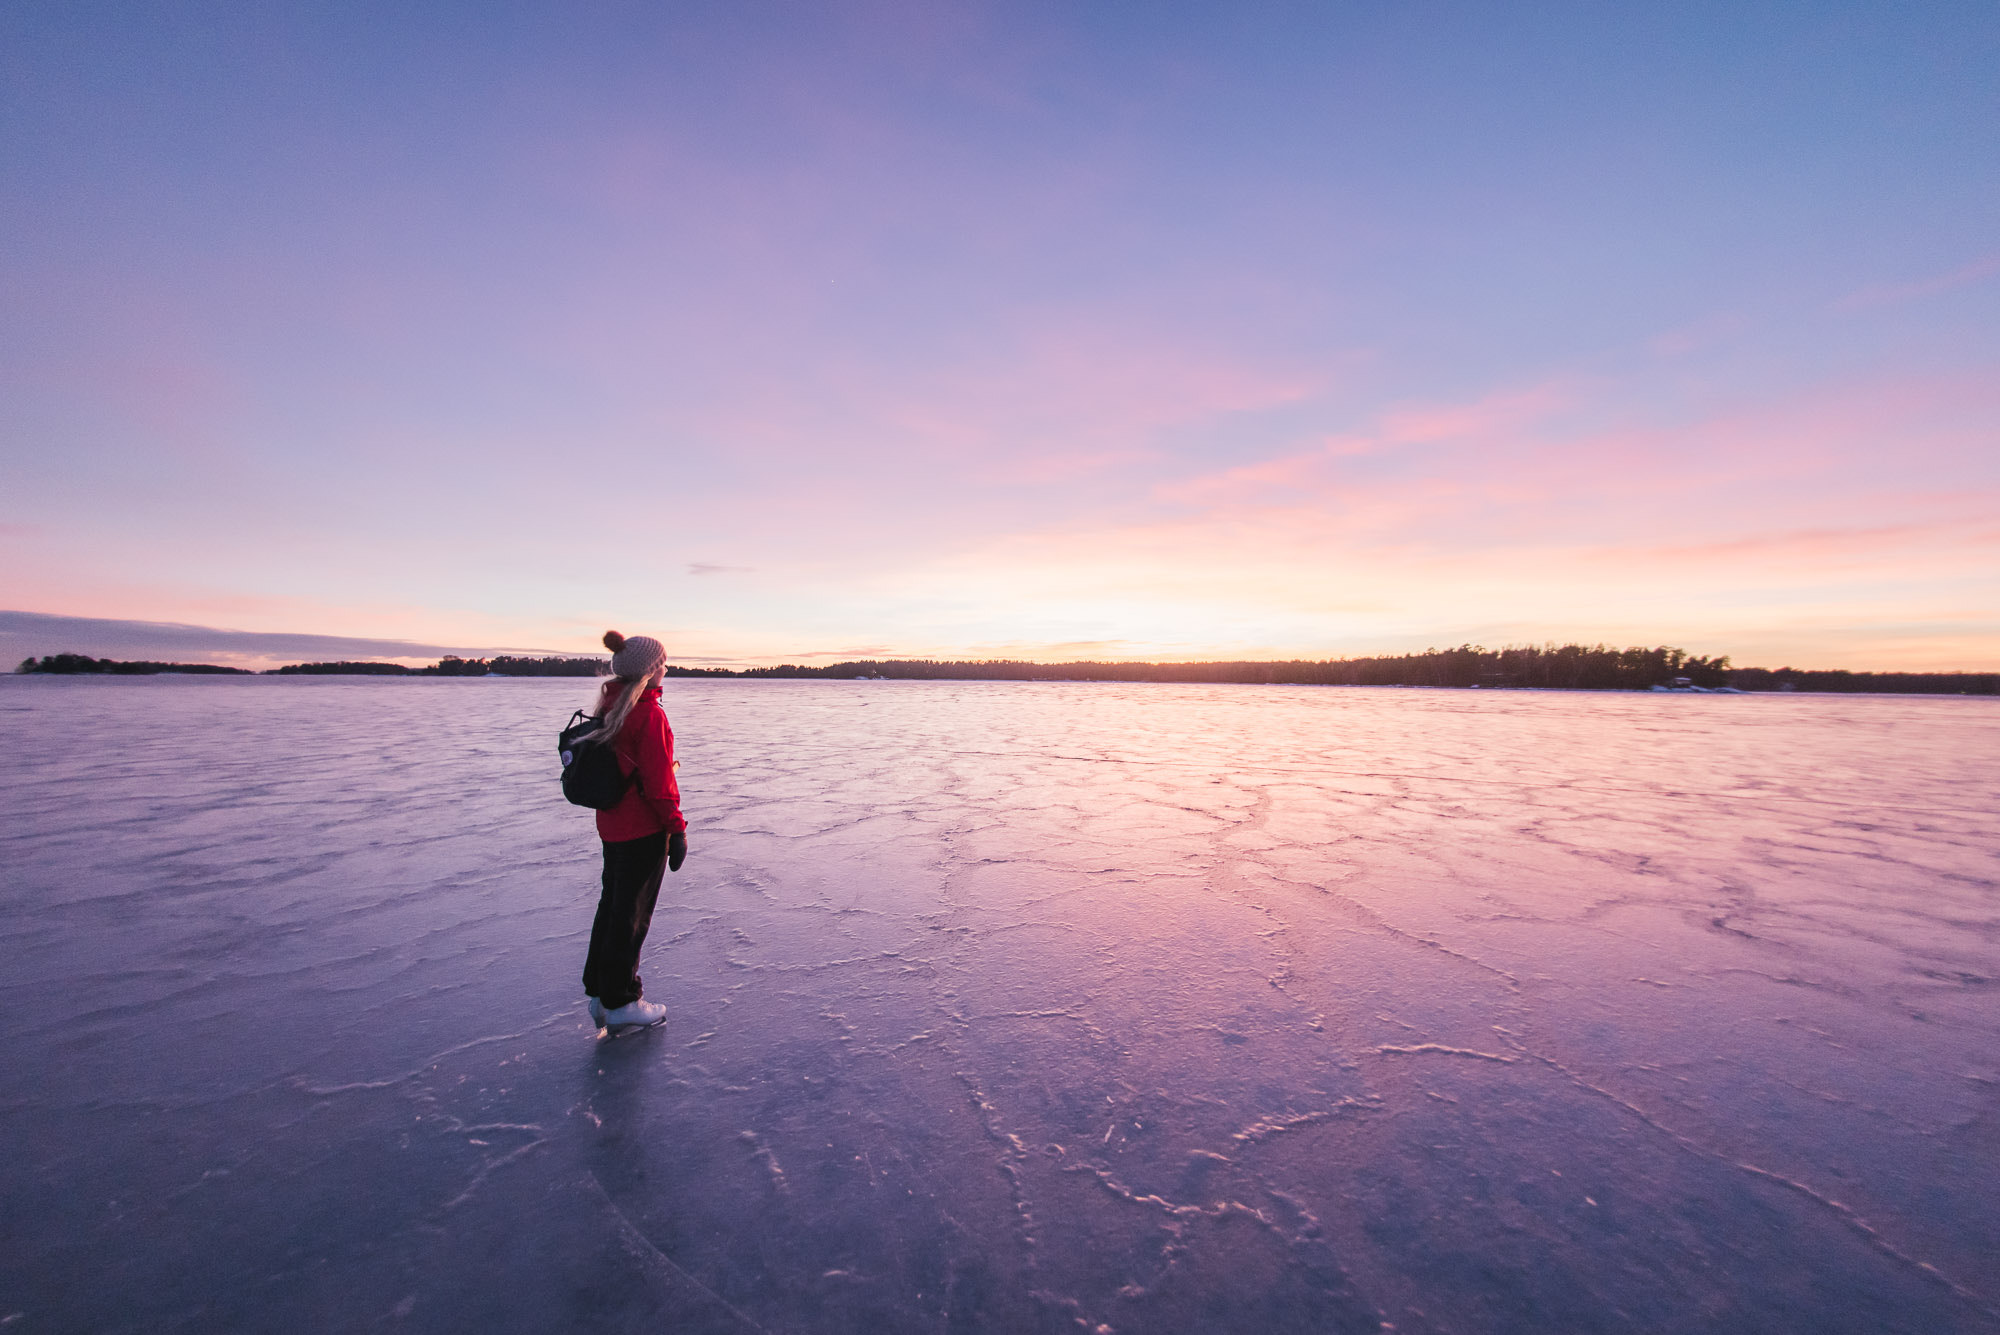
[668,830,688,872]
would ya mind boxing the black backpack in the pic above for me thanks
[558,710,636,810]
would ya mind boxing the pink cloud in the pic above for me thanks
[1374,382,1571,444]
[1618,517,2000,570]
[1648,312,1749,357]
[641,313,1328,524]
[1155,367,2000,554]
[1155,380,1574,512]
[1833,252,2000,312]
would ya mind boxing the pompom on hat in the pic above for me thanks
[602,630,667,680]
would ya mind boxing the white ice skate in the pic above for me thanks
[599,998,667,1034]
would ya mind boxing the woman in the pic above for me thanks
[581,629,688,1032]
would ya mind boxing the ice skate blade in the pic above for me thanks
[598,1016,667,1038]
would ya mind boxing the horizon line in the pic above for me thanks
[5,610,1996,677]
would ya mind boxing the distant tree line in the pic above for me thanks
[16,654,252,675]
[1727,667,1996,695]
[746,645,1740,690]
[272,656,611,676]
[480,656,613,677]
[16,645,1997,693]
[20,653,610,677]
[742,647,1996,693]
[268,657,727,677]
[269,660,416,675]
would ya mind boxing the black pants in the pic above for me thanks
[581,831,667,1010]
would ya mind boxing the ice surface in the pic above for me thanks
[2,676,1997,1333]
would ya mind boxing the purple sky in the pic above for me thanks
[5,2,1997,669]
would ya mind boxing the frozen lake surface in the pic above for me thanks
[3,676,1997,1333]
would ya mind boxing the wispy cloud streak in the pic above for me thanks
[1834,253,2000,311]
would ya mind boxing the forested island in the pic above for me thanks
[750,648,1998,694]
[14,646,1997,694]
[16,653,607,677]
[756,645,1735,690]
[15,654,255,675]
[269,655,609,677]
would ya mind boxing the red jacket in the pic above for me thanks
[593,684,687,842]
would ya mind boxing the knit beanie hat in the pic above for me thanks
[602,630,667,680]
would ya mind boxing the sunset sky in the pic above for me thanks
[4,2,1997,670]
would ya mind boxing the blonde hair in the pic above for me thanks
[588,667,660,751]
